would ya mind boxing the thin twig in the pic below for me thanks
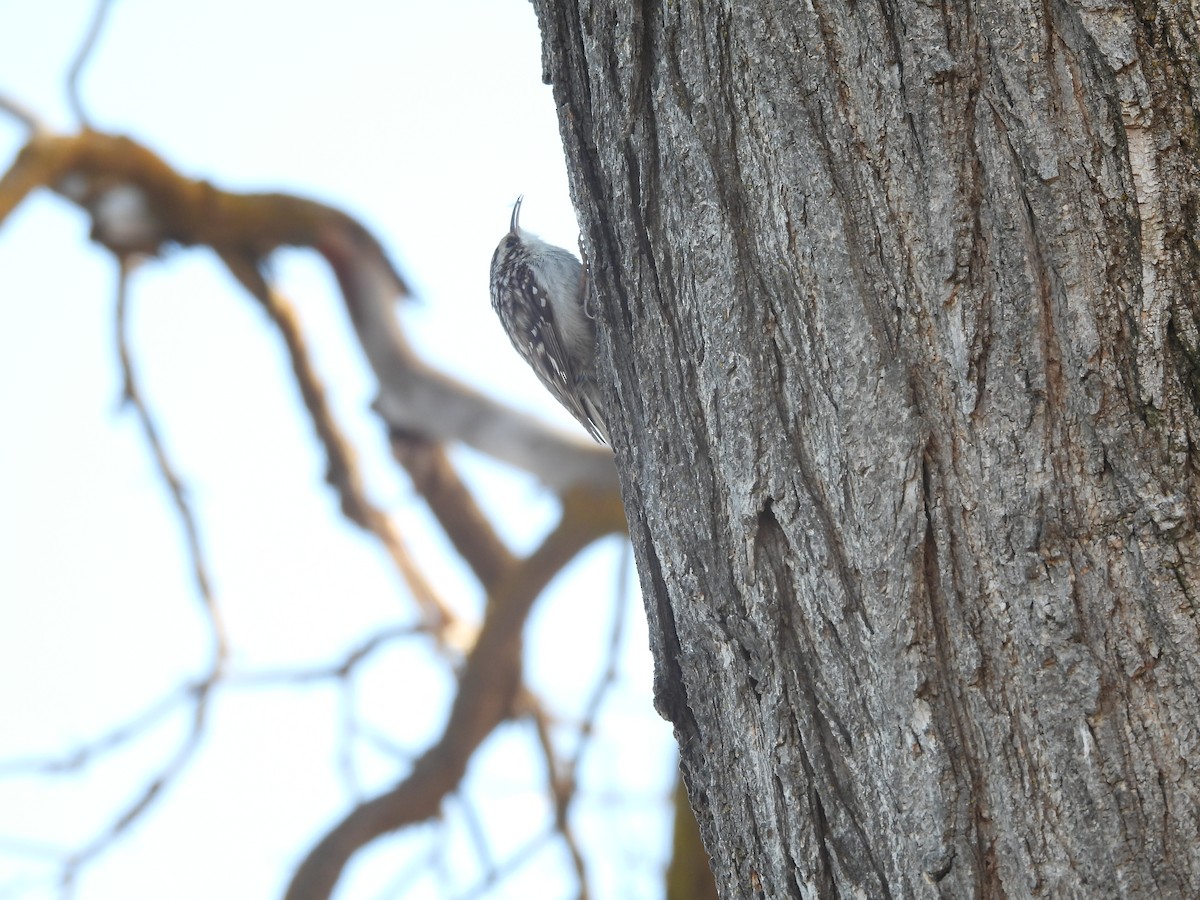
[527,698,590,900]
[0,93,49,134]
[218,251,459,637]
[450,792,496,885]
[336,679,362,801]
[65,0,115,128]
[283,495,622,900]
[3,128,617,490]
[226,624,423,687]
[358,727,417,764]
[451,828,557,900]
[517,542,630,900]
[43,237,428,899]
[222,622,430,802]
[369,834,441,900]
[0,684,186,778]
[569,538,631,769]
[28,260,234,893]
[59,679,218,891]
[116,259,227,656]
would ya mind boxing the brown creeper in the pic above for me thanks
[489,197,608,443]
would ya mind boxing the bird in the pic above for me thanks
[488,197,608,443]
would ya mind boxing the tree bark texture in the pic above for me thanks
[535,0,1200,897]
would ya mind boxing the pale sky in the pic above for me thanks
[0,2,675,898]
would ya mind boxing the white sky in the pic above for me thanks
[0,2,676,898]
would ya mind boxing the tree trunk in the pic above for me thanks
[535,0,1200,896]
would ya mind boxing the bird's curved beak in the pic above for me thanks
[509,195,523,235]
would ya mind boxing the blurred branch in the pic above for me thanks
[452,827,560,900]
[526,697,590,900]
[66,0,115,128]
[0,677,225,894]
[116,260,226,644]
[0,684,187,778]
[61,678,218,892]
[0,93,48,135]
[516,545,630,900]
[227,624,424,687]
[19,259,238,894]
[335,679,362,800]
[358,726,418,765]
[227,620,428,802]
[0,128,619,493]
[0,104,638,900]
[571,539,631,761]
[0,134,71,225]
[451,793,497,886]
[283,487,626,900]
[371,835,442,900]
[0,251,238,895]
[389,436,517,587]
[220,252,461,636]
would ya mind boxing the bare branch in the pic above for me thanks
[450,793,496,885]
[116,259,227,654]
[60,679,218,892]
[353,726,417,765]
[219,251,461,636]
[1,681,226,892]
[526,696,590,900]
[223,622,433,803]
[0,684,186,778]
[283,488,626,900]
[226,624,424,688]
[0,122,635,900]
[335,680,362,800]
[0,93,49,135]
[452,828,557,900]
[389,436,517,587]
[570,538,631,766]
[65,0,115,128]
[513,544,632,900]
[0,137,75,230]
[1,129,618,490]
[4,259,239,894]
[369,834,441,900]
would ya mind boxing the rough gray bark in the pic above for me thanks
[534,0,1200,897]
